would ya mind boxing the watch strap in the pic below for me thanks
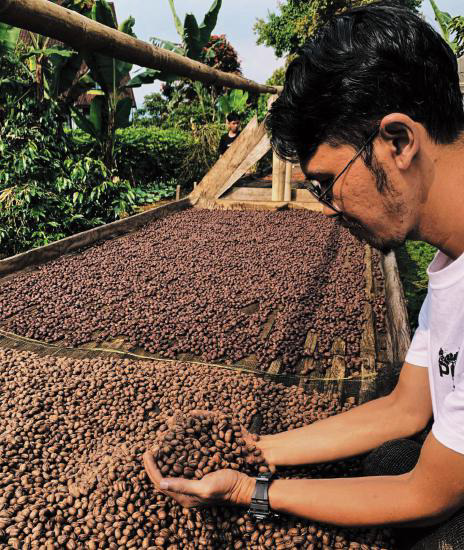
[248,472,275,520]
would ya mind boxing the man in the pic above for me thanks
[218,111,241,155]
[144,2,464,545]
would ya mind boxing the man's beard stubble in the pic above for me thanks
[333,157,406,255]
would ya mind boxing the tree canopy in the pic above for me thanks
[254,0,422,58]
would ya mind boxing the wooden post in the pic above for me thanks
[0,0,278,96]
[176,185,181,201]
[193,182,197,189]
[267,94,286,202]
[271,154,286,202]
[284,162,292,202]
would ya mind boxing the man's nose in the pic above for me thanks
[322,204,340,217]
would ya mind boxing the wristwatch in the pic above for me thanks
[248,472,277,520]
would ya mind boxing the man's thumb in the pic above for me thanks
[160,477,199,496]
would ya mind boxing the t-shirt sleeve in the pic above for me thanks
[405,293,430,368]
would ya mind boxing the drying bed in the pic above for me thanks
[0,209,387,377]
[0,348,394,549]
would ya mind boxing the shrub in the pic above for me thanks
[115,126,196,187]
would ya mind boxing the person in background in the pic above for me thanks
[218,112,241,155]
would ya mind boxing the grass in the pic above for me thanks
[395,241,436,331]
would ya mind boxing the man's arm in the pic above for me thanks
[146,430,464,528]
[259,362,432,467]
[268,431,464,527]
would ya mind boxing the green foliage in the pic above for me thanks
[0,52,174,257]
[428,0,464,57]
[129,0,223,88]
[254,0,422,57]
[69,0,136,170]
[131,180,177,206]
[395,241,437,331]
[449,17,464,57]
[217,89,249,117]
[71,126,200,188]
[0,23,20,55]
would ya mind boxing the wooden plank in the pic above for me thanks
[190,116,261,200]
[196,198,288,212]
[292,189,319,202]
[325,355,346,395]
[304,331,318,354]
[381,251,411,366]
[268,359,282,375]
[364,245,374,300]
[287,202,324,212]
[215,131,271,199]
[0,0,278,96]
[361,303,376,356]
[0,199,192,279]
[224,188,272,201]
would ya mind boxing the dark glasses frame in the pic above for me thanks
[303,128,379,212]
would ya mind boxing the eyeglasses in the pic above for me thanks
[303,128,379,213]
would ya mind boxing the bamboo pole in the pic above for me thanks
[0,0,278,95]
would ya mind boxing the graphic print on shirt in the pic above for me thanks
[438,347,459,389]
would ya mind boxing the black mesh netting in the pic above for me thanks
[363,438,464,550]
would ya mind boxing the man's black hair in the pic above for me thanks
[227,111,241,122]
[267,1,464,164]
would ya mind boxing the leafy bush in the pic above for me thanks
[0,87,177,256]
[395,241,437,331]
[72,126,203,188]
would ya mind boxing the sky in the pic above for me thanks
[111,0,463,108]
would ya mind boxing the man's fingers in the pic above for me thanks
[143,451,163,488]
[159,477,203,498]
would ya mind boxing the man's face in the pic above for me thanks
[228,120,240,134]
[302,141,417,254]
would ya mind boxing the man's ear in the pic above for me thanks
[379,113,420,171]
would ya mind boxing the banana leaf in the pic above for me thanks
[85,0,135,94]
[89,95,105,138]
[183,0,222,61]
[0,23,20,56]
[48,46,92,101]
[71,106,100,139]
[126,68,177,88]
[428,0,452,42]
[168,0,184,40]
[127,39,183,88]
[21,47,76,60]
[115,97,132,129]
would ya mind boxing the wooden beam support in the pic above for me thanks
[284,162,292,202]
[271,153,286,202]
[0,0,278,95]
[190,116,269,201]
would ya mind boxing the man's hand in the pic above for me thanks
[143,450,256,509]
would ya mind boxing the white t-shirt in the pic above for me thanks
[405,249,464,454]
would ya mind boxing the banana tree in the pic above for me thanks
[0,0,95,105]
[428,0,461,54]
[73,0,136,170]
[128,0,222,88]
